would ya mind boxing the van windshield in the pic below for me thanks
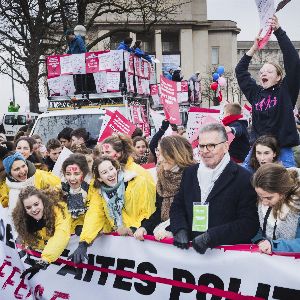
[31,114,104,142]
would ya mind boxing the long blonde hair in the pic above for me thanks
[159,135,194,168]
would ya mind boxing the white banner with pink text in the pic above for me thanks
[0,205,300,300]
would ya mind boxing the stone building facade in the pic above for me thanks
[88,0,240,84]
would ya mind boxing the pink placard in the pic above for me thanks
[47,55,61,78]
[160,75,181,125]
[98,111,136,142]
[86,52,100,73]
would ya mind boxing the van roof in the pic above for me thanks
[41,105,125,117]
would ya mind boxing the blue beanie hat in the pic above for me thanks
[2,152,26,174]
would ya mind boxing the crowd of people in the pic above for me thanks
[0,15,300,280]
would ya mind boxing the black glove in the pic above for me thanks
[160,120,170,132]
[68,242,88,264]
[192,232,211,254]
[170,124,178,132]
[21,260,49,280]
[173,229,189,249]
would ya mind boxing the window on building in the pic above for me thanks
[211,47,219,65]
[162,32,179,54]
[136,33,154,53]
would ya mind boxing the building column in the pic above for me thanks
[180,29,194,81]
[155,29,163,82]
[129,32,136,44]
[97,30,110,50]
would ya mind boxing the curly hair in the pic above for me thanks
[250,135,280,171]
[92,156,120,189]
[252,163,300,219]
[62,153,90,178]
[12,186,65,248]
[102,134,134,165]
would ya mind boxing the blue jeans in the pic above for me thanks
[242,146,296,171]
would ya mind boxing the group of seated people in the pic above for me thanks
[1,119,300,280]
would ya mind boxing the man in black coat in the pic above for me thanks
[170,123,259,254]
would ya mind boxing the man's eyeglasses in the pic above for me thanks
[198,141,226,152]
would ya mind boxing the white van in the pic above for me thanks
[30,105,127,143]
[3,112,39,138]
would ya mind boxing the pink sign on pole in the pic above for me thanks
[160,75,181,125]
[47,55,61,78]
[98,111,136,142]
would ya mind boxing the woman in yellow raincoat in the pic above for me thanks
[69,156,156,264]
[12,186,71,279]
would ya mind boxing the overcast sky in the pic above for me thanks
[0,0,299,113]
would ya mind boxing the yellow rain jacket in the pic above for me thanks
[80,171,156,244]
[1,169,61,208]
[0,180,9,207]
[35,202,72,263]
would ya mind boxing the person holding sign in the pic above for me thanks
[252,163,300,253]
[69,156,156,264]
[134,135,195,241]
[170,123,259,254]
[235,15,300,168]
[12,186,71,279]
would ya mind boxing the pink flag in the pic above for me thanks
[160,75,181,125]
[98,111,136,142]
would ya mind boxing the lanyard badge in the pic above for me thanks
[192,202,209,232]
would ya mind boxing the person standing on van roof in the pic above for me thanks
[57,127,73,149]
[65,29,86,54]
[117,37,133,52]
[8,101,20,112]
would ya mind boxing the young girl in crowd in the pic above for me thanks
[236,15,300,168]
[134,135,195,241]
[2,152,61,218]
[12,186,71,279]
[100,134,155,192]
[252,163,300,253]
[61,154,90,235]
[68,156,155,264]
[244,135,280,173]
[132,136,150,165]
[15,136,45,169]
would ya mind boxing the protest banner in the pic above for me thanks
[255,0,275,49]
[160,75,181,125]
[98,110,136,142]
[1,204,300,300]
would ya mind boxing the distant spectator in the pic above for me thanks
[8,101,20,112]
[117,37,133,52]
[57,127,73,149]
[172,67,183,82]
[165,69,173,80]
[188,70,201,82]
